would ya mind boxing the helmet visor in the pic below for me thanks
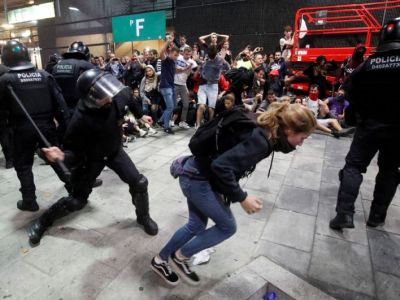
[88,73,124,107]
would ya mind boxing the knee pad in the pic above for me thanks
[134,175,148,193]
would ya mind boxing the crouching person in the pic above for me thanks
[28,69,158,246]
[151,102,317,286]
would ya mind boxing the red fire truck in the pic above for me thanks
[288,0,400,94]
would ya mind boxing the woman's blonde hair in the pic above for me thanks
[257,102,317,139]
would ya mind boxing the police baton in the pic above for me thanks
[7,84,71,181]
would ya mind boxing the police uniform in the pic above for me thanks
[0,64,14,168]
[52,41,95,116]
[330,18,400,229]
[0,40,70,212]
[28,69,158,245]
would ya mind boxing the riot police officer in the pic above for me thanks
[52,41,103,188]
[330,18,400,230]
[28,69,158,245]
[0,63,14,169]
[0,40,70,211]
[52,41,95,116]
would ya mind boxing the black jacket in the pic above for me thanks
[63,87,143,163]
[0,67,69,132]
[195,127,273,203]
[52,58,95,110]
[342,49,400,125]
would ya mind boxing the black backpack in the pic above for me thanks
[189,106,256,157]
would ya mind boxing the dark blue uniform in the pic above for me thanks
[0,67,69,205]
[332,49,400,227]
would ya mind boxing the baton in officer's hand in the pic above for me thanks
[7,85,71,182]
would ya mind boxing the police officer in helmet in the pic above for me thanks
[52,41,95,116]
[52,41,103,188]
[28,69,158,245]
[330,18,400,230]
[0,63,14,169]
[0,40,70,211]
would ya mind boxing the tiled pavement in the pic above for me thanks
[0,129,399,299]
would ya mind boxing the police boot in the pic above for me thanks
[329,213,354,230]
[27,219,47,246]
[27,196,84,245]
[17,199,39,212]
[132,192,158,236]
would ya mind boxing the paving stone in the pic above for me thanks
[284,169,321,191]
[0,260,49,298]
[248,256,335,300]
[136,154,172,171]
[291,155,324,173]
[245,170,285,194]
[375,271,400,300]
[362,200,400,235]
[254,239,311,277]
[197,268,266,300]
[316,203,368,246]
[319,181,364,211]
[309,235,375,297]
[367,229,400,277]
[294,144,325,159]
[275,185,319,216]
[23,223,104,276]
[321,164,341,184]
[0,229,31,269]
[261,208,315,252]
[28,259,119,299]
[230,188,276,222]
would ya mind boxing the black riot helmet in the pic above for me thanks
[1,40,34,71]
[77,69,125,109]
[376,17,400,53]
[63,41,90,60]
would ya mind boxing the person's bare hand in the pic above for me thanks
[41,147,65,163]
[141,115,153,125]
[240,196,263,214]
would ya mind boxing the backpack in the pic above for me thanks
[189,106,256,157]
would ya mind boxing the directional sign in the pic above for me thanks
[112,11,166,43]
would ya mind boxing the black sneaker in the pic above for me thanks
[170,252,200,286]
[164,128,175,135]
[151,257,180,286]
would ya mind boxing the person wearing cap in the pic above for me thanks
[0,40,70,212]
[330,18,400,230]
[27,69,159,246]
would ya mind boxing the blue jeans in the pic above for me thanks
[159,175,237,260]
[160,87,175,129]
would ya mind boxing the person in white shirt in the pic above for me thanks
[279,25,294,61]
[174,46,198,129]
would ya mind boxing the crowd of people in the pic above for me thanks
[41,26,357,142]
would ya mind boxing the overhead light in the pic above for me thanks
[31,20,38,24]
[68,7,80,11]
[2,23,14,29]
[28,0,34,4]
[22,30,31,38]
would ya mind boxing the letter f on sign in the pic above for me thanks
[136,18,144,36]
